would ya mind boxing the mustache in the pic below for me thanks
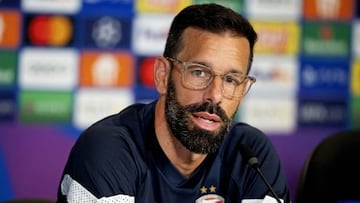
[183,101,230,123]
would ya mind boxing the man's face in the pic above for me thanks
[164,28,251,154]
[165,78,231,154]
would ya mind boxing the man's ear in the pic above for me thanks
[154,56,170,95]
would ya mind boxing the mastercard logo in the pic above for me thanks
[27,15,73,46]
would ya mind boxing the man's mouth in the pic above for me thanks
[191,112,221,131]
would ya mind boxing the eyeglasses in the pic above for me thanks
[166,57,256,99]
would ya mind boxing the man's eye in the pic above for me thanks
[224,75,241,85]
[189,66,208,78]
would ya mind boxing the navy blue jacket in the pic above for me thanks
[57,101,290,202]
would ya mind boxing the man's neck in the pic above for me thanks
[155,99,207,178]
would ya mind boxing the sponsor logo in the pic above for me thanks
[194,0,243,13]
[84,0,131,2]
[239,96,296,134]
[19,48,78,90]
[24,15,73,47]
[138,57,155,88]
[80,51,134,87]
[0,0,20,7]
[82,16,131,49]
[0,10,21,48]
[0,50,16,86]
[196,194,224,203]
[350,96,360,128]
[249,55,298,96]
[245,0,301,20]
[298,99,347,127]
[21,0,81,14]
[136,0,191,13]
[352,21,360,58]
[352,60,360,96]
[252,21,300,55]
[135,56,160,101]
[73,88,134,129]
[82,0,133,13]
[303,0,354,20]
[92,16,121,48]
[19,91,73,123]
[132,14,172,55]
[299,59,349,96]
[0,91,16,121]
[301,22,351,57]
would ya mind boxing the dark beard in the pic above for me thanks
[164,78,232,154]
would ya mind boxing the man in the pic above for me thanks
[57,3,290,203]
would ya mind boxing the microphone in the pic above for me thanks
[239,144,282,203]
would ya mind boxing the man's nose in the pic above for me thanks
[203,76,223,103]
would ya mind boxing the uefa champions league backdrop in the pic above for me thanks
[0,0,359,201]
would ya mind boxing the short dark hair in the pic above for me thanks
[163,3,258,73]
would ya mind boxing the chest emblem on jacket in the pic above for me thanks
[195,194,224,203]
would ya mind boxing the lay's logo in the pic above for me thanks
[25,15,73,47]
[136,0,191,13]
[252,21,300,55]
[351,60,360,96]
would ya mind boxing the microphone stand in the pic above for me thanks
[253,165,281,203]
[239,144,282,203]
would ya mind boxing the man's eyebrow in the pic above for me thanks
[190,59,210,67]
[227,69,245,74]
[190,60,246,75]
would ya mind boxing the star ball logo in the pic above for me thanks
[81,15,131,49]
[92,16,121,48]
